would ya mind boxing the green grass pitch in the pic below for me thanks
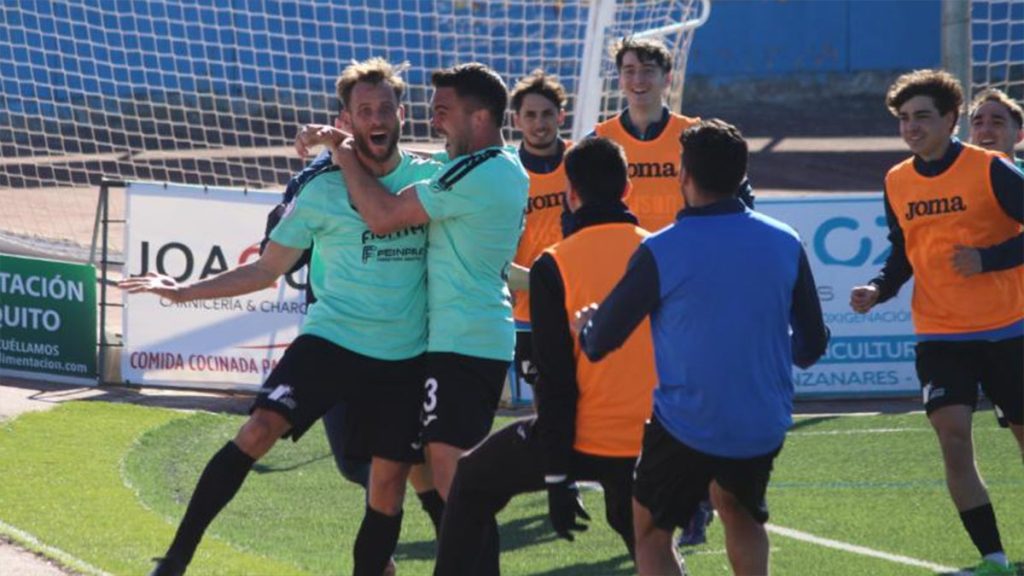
[0,401,1021,575]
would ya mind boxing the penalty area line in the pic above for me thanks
[0,518,112,576]
[765,523,960,574]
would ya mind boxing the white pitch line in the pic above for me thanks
[0,519,113,576]
[766,523,961,574]
[789,427,930,436]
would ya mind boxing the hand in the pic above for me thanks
[331,138,360,170]
[294,124,349,157]
[118,272,190,303]
[849,285,879,313]
[951,244,982,277]
[570,303,598,336]
[546,480,590,542]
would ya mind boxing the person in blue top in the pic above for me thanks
[572,119,829,576]
[328,63,530,512]
[123,58,441,576]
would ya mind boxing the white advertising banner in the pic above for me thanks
[759,194,918,398]
[123,181,306,390]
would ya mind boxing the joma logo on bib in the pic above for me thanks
[904,196,966,221]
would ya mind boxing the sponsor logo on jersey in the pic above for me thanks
[628,161,678,179]
[526,191,566,214]
[904,196,966,221]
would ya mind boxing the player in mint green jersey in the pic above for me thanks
[330,64,529,520]
[122,58,440,576]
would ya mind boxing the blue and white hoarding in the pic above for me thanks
[760,194,918,398]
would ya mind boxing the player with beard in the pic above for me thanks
[505,69,573,400]
[124,58,441,576]
[330,63,529,516]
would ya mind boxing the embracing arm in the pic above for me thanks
[332,141,430,235]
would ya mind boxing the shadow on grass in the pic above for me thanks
[251,452,334,473]
[531,555,633,576]
[395,512,634,575]
[789,415,837,431]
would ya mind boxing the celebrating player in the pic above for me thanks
[850,69,1023,576]
[125,58,440,576]
[329,63,529,508]
[969,87,1023,168]
[434,137,655,574]
[505,69,574,400]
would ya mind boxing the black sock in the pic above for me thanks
[959,503,1004,556]
[165,441,255,565]
[416,489,445,536]
[353,506,403,576]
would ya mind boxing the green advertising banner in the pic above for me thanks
[0,254,97,384]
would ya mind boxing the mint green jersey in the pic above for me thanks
[414,146,529,360]
[271,152,441,360]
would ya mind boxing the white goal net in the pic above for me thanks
[0,0,709,191]
[970,0,1023,101]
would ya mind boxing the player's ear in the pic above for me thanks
[1015,126,1024,146]
[397,104,406,125]
[620,179,632,202]
[557,109,567,127]
[339,110,354,132]
[512,110,523,131]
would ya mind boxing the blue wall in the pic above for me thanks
[687,0,942,79]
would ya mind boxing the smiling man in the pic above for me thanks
[128,58,441,576]
[505,69,574,397]
[330,63,530,516]
[850,69,1023,576]
[969,88,1024,169]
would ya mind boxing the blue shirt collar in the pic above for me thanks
[620,106,671,141]
[677,197,747,220]
[913,137,963,177]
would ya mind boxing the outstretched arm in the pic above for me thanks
[119,241,303,302]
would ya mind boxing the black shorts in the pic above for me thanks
[916,337,1023,425]
[633,415,781,531]
[513,330,538,387]
[420,352,509,450]
[252,335,425,462]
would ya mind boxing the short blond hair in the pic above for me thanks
[336,58,406,109]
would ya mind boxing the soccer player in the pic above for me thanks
[969,88,1023,168]
[329,62,529,504]
[575,120,829,576]
[285,111,446,536]
[593,36,754,233]
[850,70,1023,576]
[505,69,573,398]
[123,58,440,576]
[434,137,655,575]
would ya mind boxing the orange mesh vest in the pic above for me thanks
[596,113,699,232]
[885,144,1024,334]
[546,223,656,457]
[513,143,571,323]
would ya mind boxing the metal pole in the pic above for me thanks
[97,180,109,384]
[942,0,972,139]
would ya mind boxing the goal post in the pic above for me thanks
[0,0,711,191]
